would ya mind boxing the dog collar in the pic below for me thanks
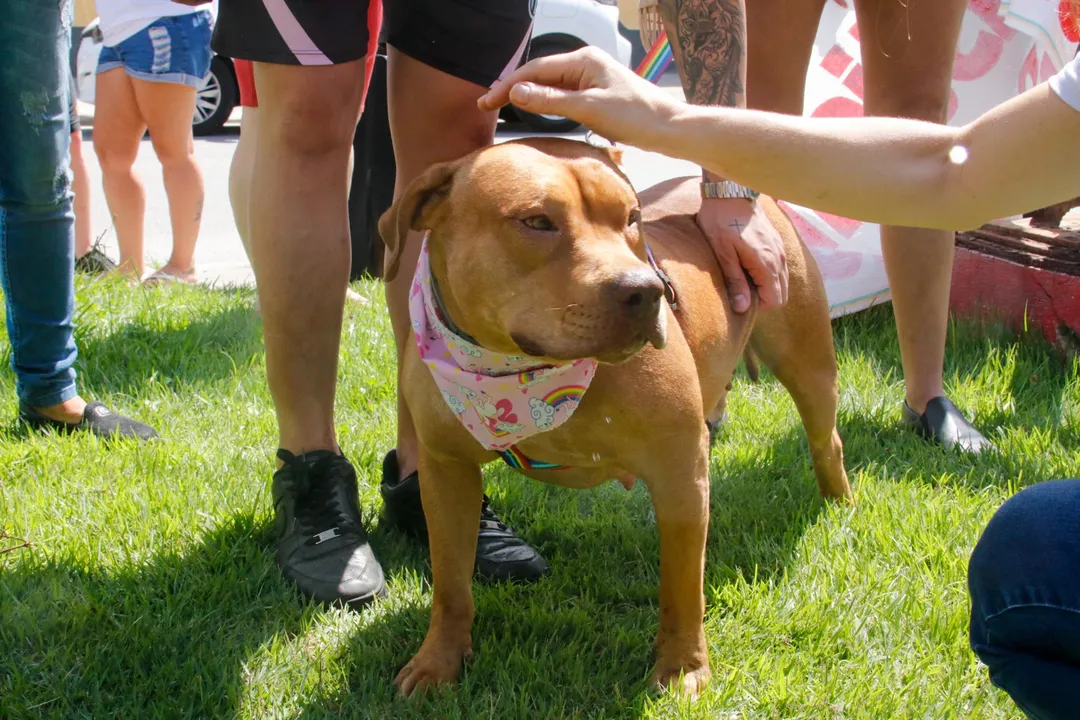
[408,236,599,451]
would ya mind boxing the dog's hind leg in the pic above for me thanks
[746,242,853,502]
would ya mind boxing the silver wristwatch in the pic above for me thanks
[701,180,759,202]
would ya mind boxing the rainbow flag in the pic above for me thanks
[635,31,673,84]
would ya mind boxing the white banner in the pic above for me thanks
[791,0,1074,316]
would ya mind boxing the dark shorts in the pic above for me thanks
[213,0,533,89]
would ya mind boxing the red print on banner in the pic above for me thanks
[1019,45,1060,92]
[778,202,863,281]
[1060,0,1080,43]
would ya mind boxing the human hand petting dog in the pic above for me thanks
[479,49,788,313]
[480,48,678,156]
[698,198,788,312]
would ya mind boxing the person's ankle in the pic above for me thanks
[160,261,196,276]
[395,448,418,482]
[32,396,88,425]
[275,438,341,468]
[905,389,945,416]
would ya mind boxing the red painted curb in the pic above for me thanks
[950,246,1080,351]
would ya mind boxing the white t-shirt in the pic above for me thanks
[96,0,218,47]
[1049,53,1080,112]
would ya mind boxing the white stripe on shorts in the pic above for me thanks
[495,25,532,86]
[149,25,172,74]
[262,0,332,66]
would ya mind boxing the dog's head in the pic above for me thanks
[379,138,667,364]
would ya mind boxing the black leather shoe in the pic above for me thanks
[380,450,550,583]
[273,449,386,605]
[19,401,157,441]
[902,396,995,454]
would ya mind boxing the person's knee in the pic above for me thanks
[92,133,138,175]
[150,134,196,170]
[0,138,71,209]
[395,106,495,189]
[970,480,1080,605]
[445,107,496,155]
[863,86,951,123]
[262,80,360,158]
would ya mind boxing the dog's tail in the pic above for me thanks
[742,348,760,383]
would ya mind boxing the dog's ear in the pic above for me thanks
[603,146,624,167]
[378,159,460,282]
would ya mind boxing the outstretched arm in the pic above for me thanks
[480,49,1080,231]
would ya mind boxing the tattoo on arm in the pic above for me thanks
[658,0,746,109]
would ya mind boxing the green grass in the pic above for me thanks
[2,276,1077,719]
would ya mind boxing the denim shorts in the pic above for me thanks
[97,11,213,88]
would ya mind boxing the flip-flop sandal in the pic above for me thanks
[143,269,197,287]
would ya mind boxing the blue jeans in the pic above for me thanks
[0,0,79,408]
[969,479,1080,719]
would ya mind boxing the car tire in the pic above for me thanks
[512,37,585,133]
[192,56,237,136]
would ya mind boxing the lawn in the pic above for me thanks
[2,276,1075,719]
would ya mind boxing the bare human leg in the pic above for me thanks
[131,77,201,282]
[250,60,366,457]
[92,67,146,279]
[856,0,991,451]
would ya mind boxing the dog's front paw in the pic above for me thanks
[394,639,472,697]
[650,651,711,697]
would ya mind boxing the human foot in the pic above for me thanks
[19,398,158,441]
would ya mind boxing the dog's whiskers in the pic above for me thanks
[546,303,581,313]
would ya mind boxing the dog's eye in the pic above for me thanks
[521,215,557,232]
[628,208,642,227]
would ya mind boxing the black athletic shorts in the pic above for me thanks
[212,0,534,89]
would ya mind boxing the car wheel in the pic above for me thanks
[512,37,585,133]
[192,57,237,136]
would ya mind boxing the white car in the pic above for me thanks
[76,0,631,135]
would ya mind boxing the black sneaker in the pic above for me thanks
[901,396,995,454]
[273,449,386,605]
[75,246,118,277]
[380,450,550,583]
[19,400,157,441]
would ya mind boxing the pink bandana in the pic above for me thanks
[409,237,598,451]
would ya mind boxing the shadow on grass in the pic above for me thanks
[73,300,263,397]
[0,515,298,718]
[283,427,833,718]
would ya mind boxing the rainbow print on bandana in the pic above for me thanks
[498,446,568,471]
[543,385,587,410]
[635,31,673,84]
[518,368,548,387]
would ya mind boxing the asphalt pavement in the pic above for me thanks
[74,77,696,288]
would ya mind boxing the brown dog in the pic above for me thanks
[379,137,852,697]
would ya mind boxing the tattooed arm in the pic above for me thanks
[658,0,788,312]
[658,0,745,111]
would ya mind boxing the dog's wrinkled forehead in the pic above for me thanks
[467,141,638,219]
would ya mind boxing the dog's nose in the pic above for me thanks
[605,269,664,318]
